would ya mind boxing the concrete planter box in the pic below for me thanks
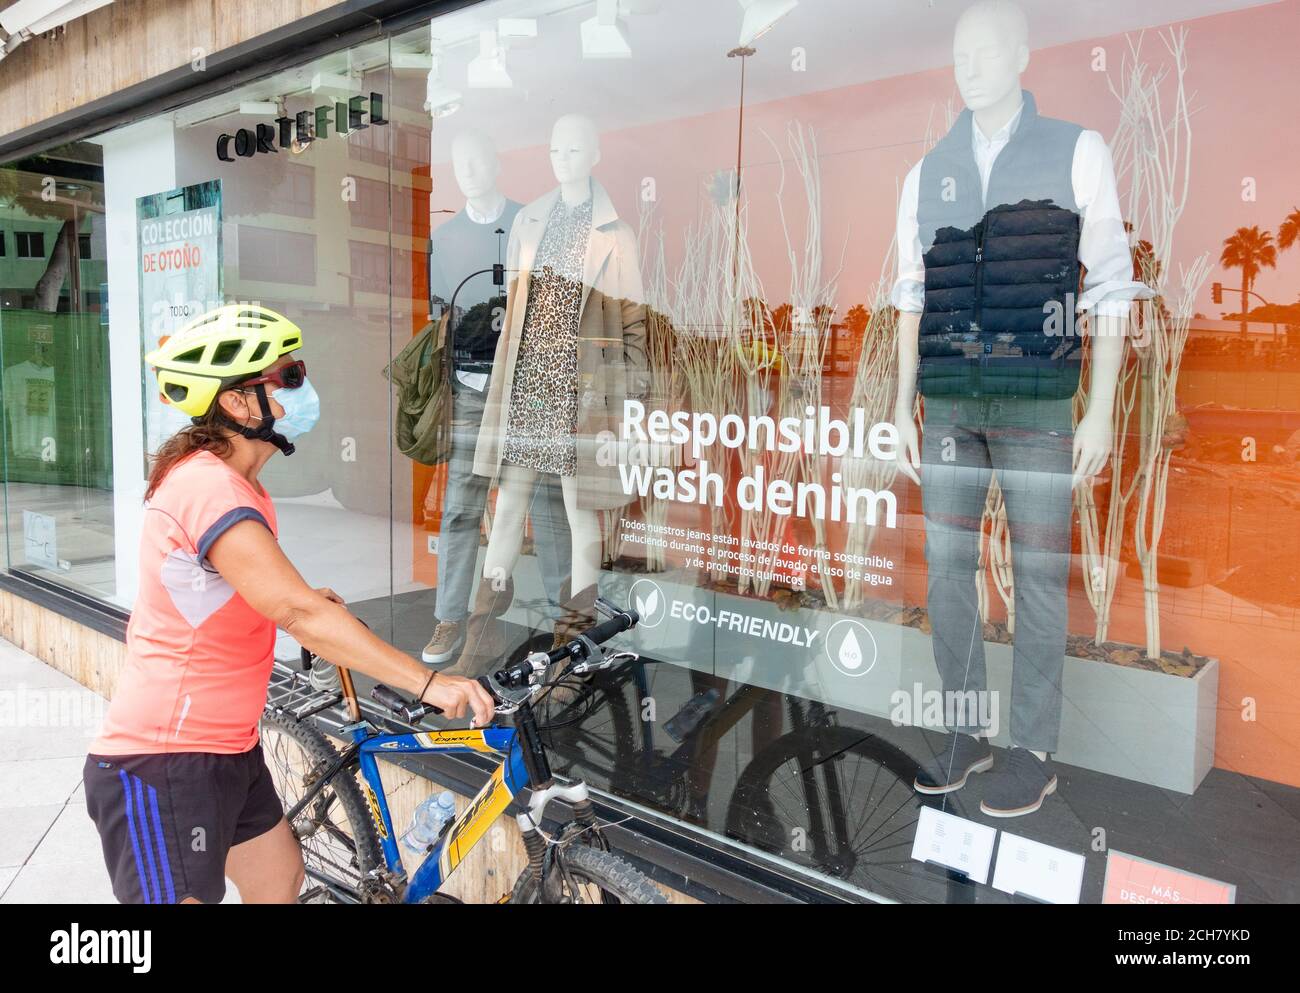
[843,627,1218,796]
[925,633,1218,795]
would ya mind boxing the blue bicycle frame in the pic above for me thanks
[352,725,531,903]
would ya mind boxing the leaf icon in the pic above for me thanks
[636,588,659,618]
[838,629,863,670]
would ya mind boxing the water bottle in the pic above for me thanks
[401,790,457,853]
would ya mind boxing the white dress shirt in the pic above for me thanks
[891,99,1151,319]
[465,193,507,225]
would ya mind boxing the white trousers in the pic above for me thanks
[482,463,602,597]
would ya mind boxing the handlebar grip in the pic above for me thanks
[371,683,440,721]
[370,683,405,711]
[575,607,640,653]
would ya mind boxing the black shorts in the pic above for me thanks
[83,744,285,904]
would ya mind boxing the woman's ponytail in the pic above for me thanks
[144,402,235,500]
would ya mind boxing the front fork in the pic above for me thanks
[516,779,600,888]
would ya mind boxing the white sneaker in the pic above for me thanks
[421,620,466,666]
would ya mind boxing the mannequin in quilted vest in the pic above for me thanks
[891,0,1150,817]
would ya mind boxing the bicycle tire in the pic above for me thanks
[726,725,963,904]
[509,844,667,904]
[259,708,385,903]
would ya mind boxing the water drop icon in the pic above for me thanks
[838,628,863,670]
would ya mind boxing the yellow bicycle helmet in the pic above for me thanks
[146,304,304,417]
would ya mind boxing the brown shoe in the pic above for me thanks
[441,578,516,679]
[421,620,465,666]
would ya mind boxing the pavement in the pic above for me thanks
[0,636,240,904]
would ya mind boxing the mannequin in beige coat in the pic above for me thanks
[466,115,647,658]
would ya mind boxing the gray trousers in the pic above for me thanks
[919,395,1074,753]
[434,387,571,623]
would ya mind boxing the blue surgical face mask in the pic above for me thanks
[273,377,321,441]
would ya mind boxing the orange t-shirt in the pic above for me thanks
[92,450,279,755]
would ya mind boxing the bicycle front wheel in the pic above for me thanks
[260,708,384,903]
[725,725,960,903]
[509,844,667,904]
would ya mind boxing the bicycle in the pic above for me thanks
[259,598,667,904]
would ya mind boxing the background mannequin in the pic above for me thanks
[891,0,1150,816]
[469,113,648,687]
[422,129,572,669]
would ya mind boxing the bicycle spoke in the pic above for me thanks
[847,789,917,853]
[261,723,372,898]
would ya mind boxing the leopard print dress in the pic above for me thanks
[502,194,593,476]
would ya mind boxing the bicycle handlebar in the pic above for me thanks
[545,604,640,666]
[367,600,640,720]
[371,682,439,722]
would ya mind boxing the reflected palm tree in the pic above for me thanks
[1279,206,1300,252]
[1280,209,1300,349]
[1220,225,1277,335]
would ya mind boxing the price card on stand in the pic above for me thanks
[992,832,1085,903]
[910,806,997,884]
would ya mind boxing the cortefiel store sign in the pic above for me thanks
[216,93,388,162]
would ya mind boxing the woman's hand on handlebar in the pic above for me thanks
[422,672,496,728]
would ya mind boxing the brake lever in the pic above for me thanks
[570,649,640,676]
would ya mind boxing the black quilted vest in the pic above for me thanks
[917,91,1084,399]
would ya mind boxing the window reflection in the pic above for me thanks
[2,0,1295,905]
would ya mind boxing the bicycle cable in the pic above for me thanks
[529,661,599,733]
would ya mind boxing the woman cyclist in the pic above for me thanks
[84,305,494,904]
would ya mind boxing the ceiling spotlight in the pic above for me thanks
[581,0,630,59]
[1,0,114,36]
[425,56,463,117]
[737,0,797,47]
[467,29,512,88]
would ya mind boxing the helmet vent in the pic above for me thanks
[165,383,189,402]
[175,347,205,363]
[212,340,242,365]
[249,341,270,363]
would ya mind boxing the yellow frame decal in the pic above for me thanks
[438,763,515,876]
[365,785,388,839]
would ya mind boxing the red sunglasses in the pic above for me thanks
[240,359,307,391]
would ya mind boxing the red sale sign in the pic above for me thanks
[1102,851,1235,904]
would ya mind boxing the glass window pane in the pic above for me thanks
[0,152,114,598]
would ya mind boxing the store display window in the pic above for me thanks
[5,0,1298,903]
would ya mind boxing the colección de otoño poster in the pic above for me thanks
[136,179,223,472]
